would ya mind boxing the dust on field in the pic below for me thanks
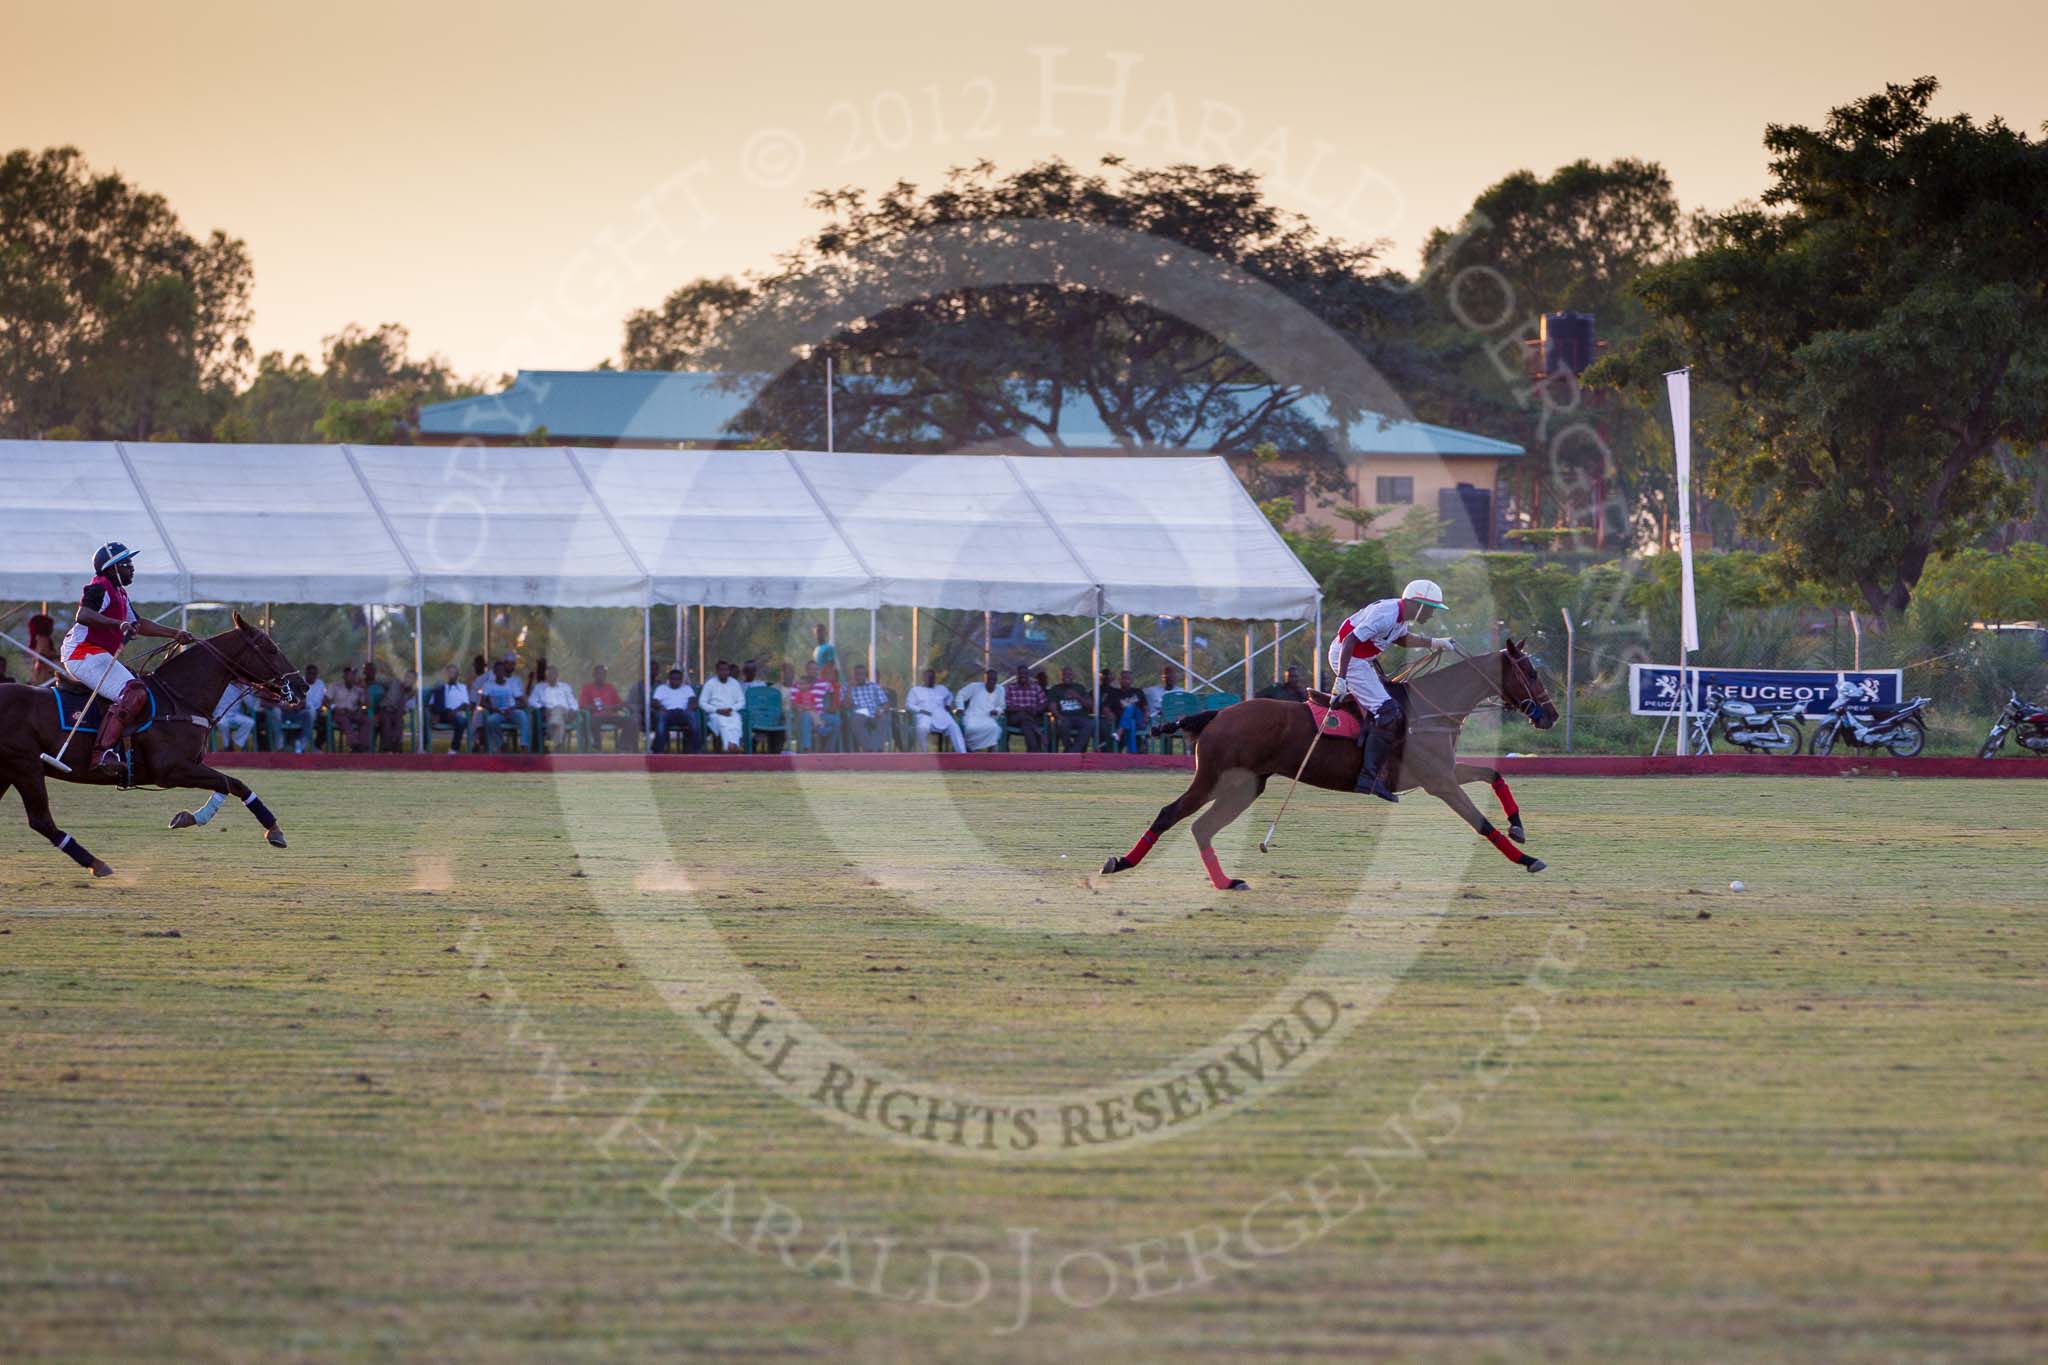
[1,772,2043,1362]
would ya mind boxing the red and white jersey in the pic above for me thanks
[1326,597,1413,672]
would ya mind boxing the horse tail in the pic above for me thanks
[1149,709,1222,745]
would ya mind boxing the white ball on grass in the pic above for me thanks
[1729,879,1745,892]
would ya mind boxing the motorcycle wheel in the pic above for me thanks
[1886,719,1926,759]
[1770,719,1804,755]
[1811,724,1836,757]
[1979,731,2005,760]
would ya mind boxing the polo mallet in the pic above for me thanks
[1260,699,1344,853]
[4,626,90,773]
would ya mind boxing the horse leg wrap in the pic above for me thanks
[1489,776,1520,820]
[50,830,96,869]
[243,792,278,829]
[1121,827,1160,867]
[1480,822,1526,864]
[1198,847,1236,891]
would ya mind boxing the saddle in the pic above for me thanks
[53,677,160,737]
[1302,693,1364,742]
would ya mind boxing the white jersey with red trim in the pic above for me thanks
[1327,598,1412,669]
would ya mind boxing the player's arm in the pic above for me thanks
[132,615,193,643]
[1396,632,1454,650]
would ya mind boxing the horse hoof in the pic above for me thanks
[1101,855,1128,876]
[91,861,114,879]
[1509,822,1527,844]
[1523,857,1545,874]
[265,828,288,849]
[169,811,196,830]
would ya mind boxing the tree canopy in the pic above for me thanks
[623,158,1425,491]
[1598,78,2048,614]
[0,146,253,440]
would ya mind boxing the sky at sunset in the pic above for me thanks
[7,0,2044,382]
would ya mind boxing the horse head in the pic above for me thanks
[1500,639,1558,729]
[223,613,309,708]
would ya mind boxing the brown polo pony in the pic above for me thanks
[0,615,306,877]
[1101,641,1558,890]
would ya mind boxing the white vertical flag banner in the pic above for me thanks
[1666,368,1700,654]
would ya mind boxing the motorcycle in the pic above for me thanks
[1978,692,2048,758]
[1810,689,1930,757]
[1688,696,1805,755]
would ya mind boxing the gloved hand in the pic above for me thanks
[1431,637,1456,651]
[1329,677,1350,700]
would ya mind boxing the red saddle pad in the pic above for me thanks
[1306,701,1362,741]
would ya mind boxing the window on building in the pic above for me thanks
[1375,476,1414,505]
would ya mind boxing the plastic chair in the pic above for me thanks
[741,688,786,753]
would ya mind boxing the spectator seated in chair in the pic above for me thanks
[580,664,628,752]
[351,661,411,752]
[650,666,701,753]
[1046,667,1093,753]
[211,682,257,751]
[798,666,841,751]
[905,668,964,752]
[699,659,747,752]
[528,663,579,751]
[1002,663,1048,751]
[326,666,365,752]
[1106,668,1148,753]
[1258,666,1309,703]
[428,663,473,752]
[476,657,531,752]
[844,663,892,751]
[956,669,1006,752]
[26,611,57,685]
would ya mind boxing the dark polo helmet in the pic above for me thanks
[93,542,138,579]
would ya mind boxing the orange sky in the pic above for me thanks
[6,0,2043,380]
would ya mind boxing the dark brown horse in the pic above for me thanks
[0,615,307,877]
[1101,641,1559,890]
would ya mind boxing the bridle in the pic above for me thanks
[1398,645,1553,727]
[143,630,304,710]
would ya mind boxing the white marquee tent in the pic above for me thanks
[1,442,1324,740]
[0,442,1319,618]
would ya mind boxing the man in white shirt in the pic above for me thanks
[905,668,965,752]
[428,664,472,752]
[698,659,747,752]
[955,668,1006,751]
[650,666,700,753]
[212,683,256,751]
[527,663,580,752]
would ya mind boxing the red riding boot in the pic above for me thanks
[91,681,150,775]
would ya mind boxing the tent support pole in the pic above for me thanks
[697,606,706,683]
[1121,614,1130,671]
[642,607,652,740]
[674,605,683,673]
[414,603,425,753]
[983,611,991,671]
[1092,616,1102,744]
[483,603,490,661]
[1312,596,1323,691]
[1273,623,1281,683]
[1243,627,1252,698]
[867,607,877,678]
[911,607,919,680]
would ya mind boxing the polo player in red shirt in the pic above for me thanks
[60,542,193,772]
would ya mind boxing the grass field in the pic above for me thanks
[2,770,2043,1362]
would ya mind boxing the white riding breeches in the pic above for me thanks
[65,651,135,703]
[1329,653,1392,714]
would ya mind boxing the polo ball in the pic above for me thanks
[1729,879,1745,892]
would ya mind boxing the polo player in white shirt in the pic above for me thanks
[1326,577,1457,803]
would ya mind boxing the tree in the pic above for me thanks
[1598,79,2048,614]
[216,323,476,444]
[1416,159,1687,545]
[625,159,1423,492]
[0,146,253,439]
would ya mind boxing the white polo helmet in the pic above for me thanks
[1401,578,1447,609]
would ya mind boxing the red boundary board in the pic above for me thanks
[205,752,2048,778]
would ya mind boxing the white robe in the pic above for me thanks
[699,676,747,748]
[905,684,964,751]
[956,680,1006,751]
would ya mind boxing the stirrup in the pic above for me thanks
[1351,769,1399,803]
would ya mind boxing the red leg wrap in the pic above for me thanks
[1199,847,1233,889]
[1124,828,1159,866]
[1485,827,1523,862]
[1490,776,1520,819]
